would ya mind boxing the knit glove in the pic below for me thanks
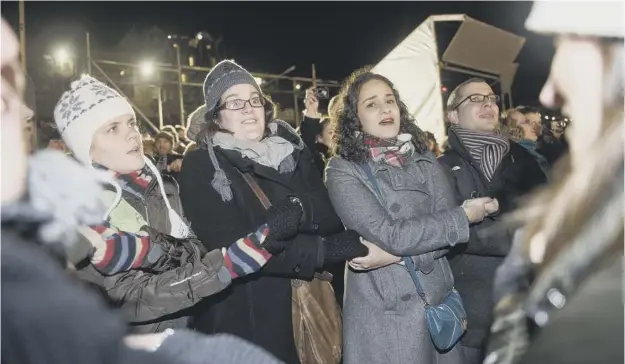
[322,230,369,265]
[262,196,304,255]
[266,196,304,241]
[223,224,272,279]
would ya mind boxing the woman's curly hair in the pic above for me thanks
[330,68,429,163]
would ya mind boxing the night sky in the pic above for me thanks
[2,1,554,107]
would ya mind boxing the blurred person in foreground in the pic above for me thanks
[484,2,624,364]
[1,19,284,364]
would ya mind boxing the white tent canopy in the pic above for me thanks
[373,14,525,144]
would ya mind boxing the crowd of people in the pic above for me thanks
[1,1,623,364]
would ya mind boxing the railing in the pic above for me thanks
[85,32,341,129]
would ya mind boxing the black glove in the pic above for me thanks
[266,196,304,241]
[322,230,369,265]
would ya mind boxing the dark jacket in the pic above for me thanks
[517,139,549,176]
[1,228,169,364]
[537,134,568,167]
[179,124,344,364]
[156,153,184,181]
[297,115,345,306]
[485,161,624,364]
[298,115,330,176]
[76,172,230,334]
[2,226,285,364]
[437,128,547,350]
[519,257,623,364]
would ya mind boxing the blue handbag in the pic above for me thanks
[404,257,467,351]
[360,163,468,351]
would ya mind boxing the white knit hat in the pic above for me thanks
[526,1,624,38]
[54,76,136,165]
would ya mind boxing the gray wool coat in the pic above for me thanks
[325,151,470,364]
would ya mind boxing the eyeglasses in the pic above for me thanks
[453,94,500,110]
[216,96,266,111]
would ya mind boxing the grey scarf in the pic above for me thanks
[213,132,295,172]
[206,120,304,202]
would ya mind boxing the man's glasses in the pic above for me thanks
[452,94,500,110]
[216,97,266,111]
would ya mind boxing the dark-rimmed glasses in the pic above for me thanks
[452,94,500,110]
[216,97,266,111]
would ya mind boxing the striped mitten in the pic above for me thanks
[223,224,272,279]
[88,223,157,275]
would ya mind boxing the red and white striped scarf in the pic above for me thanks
[452,125,510,181]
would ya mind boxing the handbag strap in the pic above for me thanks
[403,256,430,306]
[360,163,430,307]
[240,172,272,210]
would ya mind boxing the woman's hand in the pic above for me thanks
[348,238,401,271]
[304,88,322,119]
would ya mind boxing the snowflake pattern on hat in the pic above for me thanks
[58,95,85,122]
[54,76,129,134]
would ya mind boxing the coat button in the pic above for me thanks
[293,265,301,273]
[401,294,412,302]
[534,310,549,326]
[547,288,566,309]
[447,231,458,242]
[312,223,319,232]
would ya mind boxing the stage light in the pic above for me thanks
[53,48,70,64]
[140,61,155,78]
